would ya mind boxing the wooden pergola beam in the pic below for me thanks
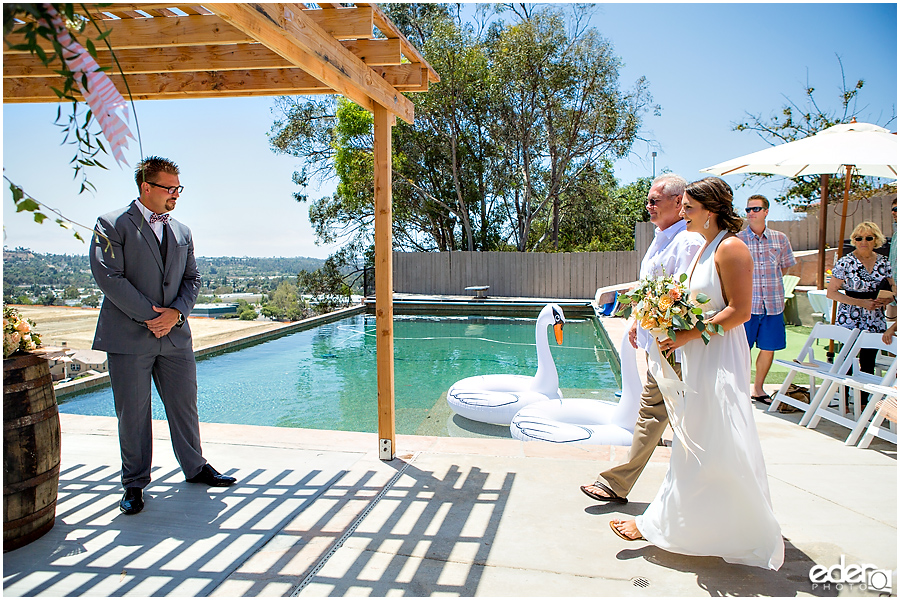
[4,65,427,102]
[4,14,255,51]
[365,3,440,84]
[211,3,413,123]
[4,39,403,76]
[304,6,374,40]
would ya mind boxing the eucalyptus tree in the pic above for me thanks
[268,3,654,256]
[269,4,504,254]
[488,4,655,250]
[389,3,507,252]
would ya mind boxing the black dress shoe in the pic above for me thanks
[119,487,144,515]
[186,464,236,487]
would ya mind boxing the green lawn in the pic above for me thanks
[751,324,817,385]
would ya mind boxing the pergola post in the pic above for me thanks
[373,104,395,461]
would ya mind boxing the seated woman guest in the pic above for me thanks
[826,221,894,376]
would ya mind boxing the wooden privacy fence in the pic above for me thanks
[393,251,639,299]
[636,191,895,256]
[393,191,895,300]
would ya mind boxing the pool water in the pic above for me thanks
[58,313,620,435]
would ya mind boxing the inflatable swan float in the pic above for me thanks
[509,328,642,445]
[446,304,566,425]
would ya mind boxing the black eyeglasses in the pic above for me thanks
[146,181,184,194]
[854,236,875,242]
[647,197,670,206]
[745,206,765,213]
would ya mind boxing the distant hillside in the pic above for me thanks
[195,256,325,279]
[3,248,326,302]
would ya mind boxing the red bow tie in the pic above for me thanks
[149,213,169,224]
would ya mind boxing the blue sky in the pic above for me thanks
[2,2,896,258]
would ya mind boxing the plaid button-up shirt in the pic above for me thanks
[737,226,796,315]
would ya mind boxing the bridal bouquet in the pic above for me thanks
[615,272,721,364]
[4,305,42,359]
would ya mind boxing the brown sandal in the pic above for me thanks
[609,520,645,541]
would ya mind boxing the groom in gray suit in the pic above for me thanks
[91,156,235,516]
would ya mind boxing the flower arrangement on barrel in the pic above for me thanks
[615,271,722,365]
[4,306,42,359]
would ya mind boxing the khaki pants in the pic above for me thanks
[597,361,680,498]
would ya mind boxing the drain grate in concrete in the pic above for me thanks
[632,577,650,588]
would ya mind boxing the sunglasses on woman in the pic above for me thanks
[854,236,875,242]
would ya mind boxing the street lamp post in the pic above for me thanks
[652,151,657,178]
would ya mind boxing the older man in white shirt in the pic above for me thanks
[581,173,703,504]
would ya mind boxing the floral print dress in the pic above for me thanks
[832,252,893,333]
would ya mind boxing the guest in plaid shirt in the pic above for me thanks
[737,194,796,403]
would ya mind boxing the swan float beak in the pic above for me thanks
[550,305,565,345]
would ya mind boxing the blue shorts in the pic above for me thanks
[744,313,787,351]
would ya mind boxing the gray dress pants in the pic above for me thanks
[107,344,206,489]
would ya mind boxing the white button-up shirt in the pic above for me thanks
[636,220,704,357]
[134,199,167,243]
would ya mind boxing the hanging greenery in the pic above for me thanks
[3,3,139,243]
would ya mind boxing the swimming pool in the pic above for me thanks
[58,313,620,436]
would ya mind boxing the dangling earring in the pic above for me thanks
[703,216,710,230]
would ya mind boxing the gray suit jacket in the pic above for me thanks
[91,201,201,354]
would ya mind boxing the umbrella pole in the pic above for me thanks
[836,165,853,261]
[829,165,854,340]
[817,174,829,290]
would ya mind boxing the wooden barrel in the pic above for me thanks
[3,352,60,552]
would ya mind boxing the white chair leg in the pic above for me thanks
[768,372,796,414]
[845,393,884,446]
[801,381,838,428]
[858,404,891,449]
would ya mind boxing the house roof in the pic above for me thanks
[3,3,439,124]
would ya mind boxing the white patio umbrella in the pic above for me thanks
[701,120,898,290]
[701,121,897,179]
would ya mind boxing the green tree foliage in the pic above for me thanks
[488,4,654,250]
[81,293,100,307]
[268,4,653,255]
[297,257,351,313]
[548,168,651,252]
[733,56,896,209]
[260,281,306,321]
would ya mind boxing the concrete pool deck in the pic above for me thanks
[3,408,896,597]
[4,310,896,596]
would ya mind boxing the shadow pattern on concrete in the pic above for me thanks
[3,462,345,596]
[254,458,514,597]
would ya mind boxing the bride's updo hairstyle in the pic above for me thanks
[684,177,743,234]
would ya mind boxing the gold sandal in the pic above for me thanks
[609,520,645,541]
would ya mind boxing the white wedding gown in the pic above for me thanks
[636,230,784,571]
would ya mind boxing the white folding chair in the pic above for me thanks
[844,361,898,446]
[804,332,898,434]
[768,323,860,416]
[857,384,898,449]
[807,289,833,324]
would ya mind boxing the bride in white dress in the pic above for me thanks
[610,177,784,571]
